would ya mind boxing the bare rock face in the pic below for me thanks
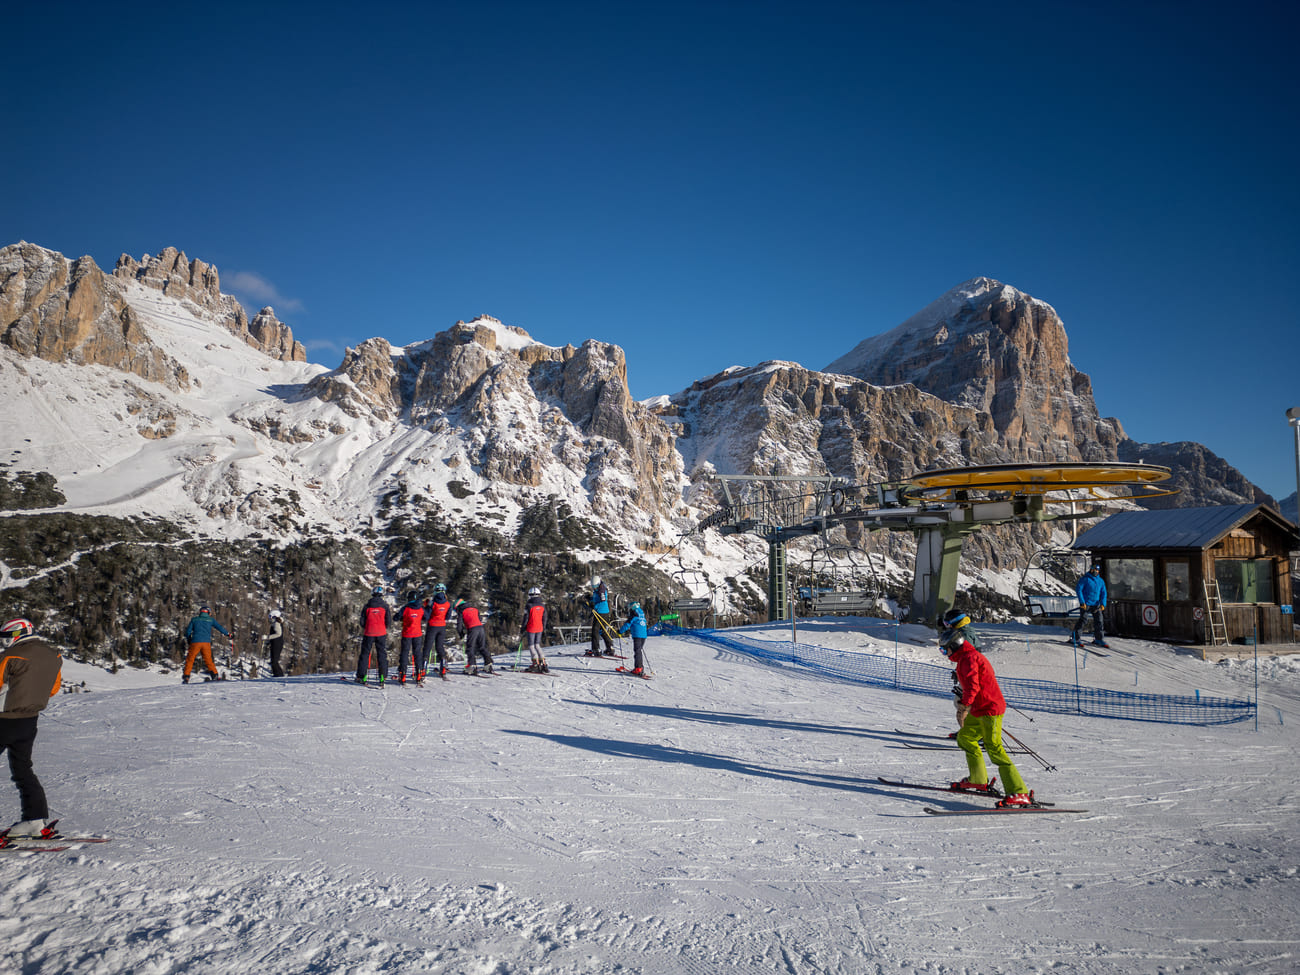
[303,337,402,420]
[113,246,222,309]
[1119,439,1276,509]
[825,278,1123,464]
[247,306,306,362]
[665,360,1010,489]
[1,242,189,390]
[115,248,306,362]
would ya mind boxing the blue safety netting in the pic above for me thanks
[689,629,1254,726]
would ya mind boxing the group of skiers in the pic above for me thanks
[347,578,650,685]
[356,582,463,683]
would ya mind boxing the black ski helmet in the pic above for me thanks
[942,609,971,630]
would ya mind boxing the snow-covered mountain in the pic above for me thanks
[0,243,1276,665]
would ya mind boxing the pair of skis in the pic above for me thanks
[0,821,112,852]
[877,777,1087,815]
[885,729,1081,815]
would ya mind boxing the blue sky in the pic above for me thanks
[7,1,1299,501]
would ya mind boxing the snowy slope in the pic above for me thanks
[4,619,1297,974]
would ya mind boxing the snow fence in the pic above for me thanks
[691,630,1255,726]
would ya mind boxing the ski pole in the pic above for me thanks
[1004,729,1056,772]
[513,636,524,671]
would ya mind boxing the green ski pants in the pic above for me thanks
[955,713,1028,795]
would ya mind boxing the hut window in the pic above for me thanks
[1164,560,1191,601]
[1107,558,1155,600]
[1214,559,1275,604]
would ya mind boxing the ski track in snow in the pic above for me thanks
[2,622,1298,974]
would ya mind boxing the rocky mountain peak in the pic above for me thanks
[114,246,223,311]
[115,248,305,363]
[825,277,1122,463]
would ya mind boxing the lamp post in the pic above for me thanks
[1289,407,1300,531]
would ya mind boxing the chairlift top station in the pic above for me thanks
[703,462,1176,625]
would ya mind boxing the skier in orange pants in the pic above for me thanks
[183,605,228,683]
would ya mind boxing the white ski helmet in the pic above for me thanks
[591,576,602,588]
[270,609,282,619]
[528,587,541,596]
[1,618,34,645]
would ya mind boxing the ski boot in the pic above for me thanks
[950,777,998,794]
[5,819,57,839]
[996,792,1034,808]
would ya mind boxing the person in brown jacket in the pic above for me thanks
[0,618,62,837]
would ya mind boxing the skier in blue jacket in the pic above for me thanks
[183,605,229,683]
[619,602,648,675]
[1072,564,1108,648]
[587,577,615,657]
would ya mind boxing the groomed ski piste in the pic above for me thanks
[3,617,1299,974]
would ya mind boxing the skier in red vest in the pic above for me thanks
[396,592,424,684]
[422,583,453,680]
[455,597,492,675]
[522,587,548,673]
[355,586,391,685]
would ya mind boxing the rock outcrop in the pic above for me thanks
[303,337,403,421]
[1,242,189,389]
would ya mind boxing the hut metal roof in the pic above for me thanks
[1072,504,1282,551]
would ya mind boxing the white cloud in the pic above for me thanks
[226,271,306,316]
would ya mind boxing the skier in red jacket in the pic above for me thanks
[396,592,424,684]
[355,586,391,684]
[939,610,1031,808]
[422,584,453,679]
[522,587,548,673]
[455,597,493,675]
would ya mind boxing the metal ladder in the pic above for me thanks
[1202,579,1229,646]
